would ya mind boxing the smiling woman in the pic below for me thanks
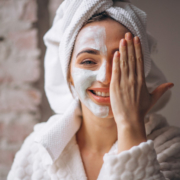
[68,18,129,119]
[67,14,128,112]
[7,0,180,180]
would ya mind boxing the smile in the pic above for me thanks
[90,90,109,97]
[87,88,110,104]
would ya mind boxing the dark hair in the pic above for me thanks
[67,11,113,97]
[83,11,115,26]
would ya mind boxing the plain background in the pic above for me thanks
[132,0,180,126]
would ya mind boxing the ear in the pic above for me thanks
[67,63,74,86]
[69,76,74,86]
[67,70,74,87]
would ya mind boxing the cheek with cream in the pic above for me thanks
[71,67,109,118]
[71,25,109,118]
[96,60,106,82]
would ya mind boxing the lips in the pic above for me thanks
[87,88,110,104]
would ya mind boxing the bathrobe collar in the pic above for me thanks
[34,98,165,166]
[34,99,82,165]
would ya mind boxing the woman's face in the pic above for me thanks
[70,18,129,118]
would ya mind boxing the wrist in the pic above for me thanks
[117,125,147,153]
[118,125,147,139]
[118,122,146,136]
[117,120,147,148]
[115,114,145,128]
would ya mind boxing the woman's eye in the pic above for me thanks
[80,60,96,65]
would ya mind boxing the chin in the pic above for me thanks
[81,97,114,119]
[78,89,114,119]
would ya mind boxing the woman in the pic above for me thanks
[8,0,180,180]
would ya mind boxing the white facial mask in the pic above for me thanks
[76,26,107,56]
[71,67,109,118]
[71,26,109,118]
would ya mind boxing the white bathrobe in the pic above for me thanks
[7,111,180,180]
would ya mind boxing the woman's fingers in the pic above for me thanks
[119,39,128,82]
[125,32,136,81]
[111,51,120,86]
[134,36,145,84]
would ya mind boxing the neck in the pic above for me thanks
[76,103,118,155]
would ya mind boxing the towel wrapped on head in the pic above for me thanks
[44,0,171,114]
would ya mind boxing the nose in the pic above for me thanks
[96,60,111,85]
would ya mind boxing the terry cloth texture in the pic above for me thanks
[7,113,180,179]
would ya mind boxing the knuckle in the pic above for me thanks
[130,79,136,86]
[113,68,119,75]
[137,57,143,63]
[121,86,128,93]
[138,77,144,85]
[129,55,135,63]
[121,59,127,67]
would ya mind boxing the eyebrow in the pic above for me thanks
[76,48,120,58]
[76,49,100,58]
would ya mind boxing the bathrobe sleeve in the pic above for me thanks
[98,140,167,180]
[98,114,180,180]
[148,125,180,179]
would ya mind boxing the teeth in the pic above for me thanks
[94,91,109,97]
[97,91,101,96]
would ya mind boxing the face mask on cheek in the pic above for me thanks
[71,66,109,118]
[71,25,109,118]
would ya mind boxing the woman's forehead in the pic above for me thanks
[74,19,129,51]
[75,26,106,52]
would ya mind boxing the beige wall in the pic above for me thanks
[132,0,180,127]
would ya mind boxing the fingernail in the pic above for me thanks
[115,51,119,57]
[125,32,132,40]
[134,36,139,44]
[168,84,174,89]
[121,39,126,46]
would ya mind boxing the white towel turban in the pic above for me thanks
[43,0,171,115]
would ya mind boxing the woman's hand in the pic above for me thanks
[110,32,174,152]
